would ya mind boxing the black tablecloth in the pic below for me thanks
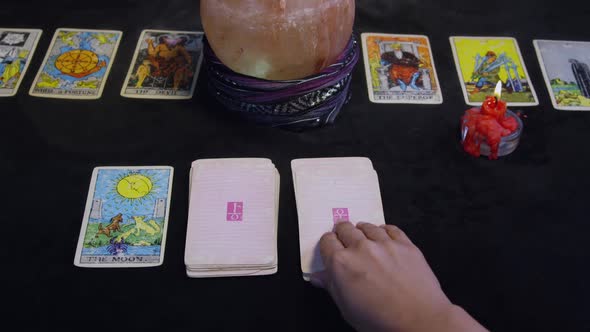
[3,0,589,331]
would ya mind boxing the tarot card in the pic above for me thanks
[450,36,538,106]
[0,29,42,97]
[121,30,204,99]
[534,40,590,111]
[74,166,174,268]
[291,158,385,281]
[29,28,122,99]
[361,33,443,104]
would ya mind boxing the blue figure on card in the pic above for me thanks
[0,47,21,87]
[471,51,522,94]
[106,237,128,256]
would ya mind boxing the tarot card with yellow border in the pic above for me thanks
[450,36,538,106]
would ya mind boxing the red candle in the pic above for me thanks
[462,82,519,160]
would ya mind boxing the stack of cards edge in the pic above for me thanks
[185,158,279,278]
[292,157,386,281]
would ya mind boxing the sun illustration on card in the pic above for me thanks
[113,172,156,202]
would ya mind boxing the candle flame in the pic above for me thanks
[494,81,502,100]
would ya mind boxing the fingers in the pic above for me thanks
[319,232,345,262]
[334,222,366,248]
[380,224,413,245]
[326,222,413,248]
[309,270,329,289]
[356,222,391,242]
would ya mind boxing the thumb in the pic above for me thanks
[310,270,330,290]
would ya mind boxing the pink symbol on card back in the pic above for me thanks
[227,202,243,221]
[332,208,349,222]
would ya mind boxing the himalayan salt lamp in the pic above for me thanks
[461,82,523,160]
[201,0,355,81]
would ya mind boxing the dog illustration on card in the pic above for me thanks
[95,213,123,238]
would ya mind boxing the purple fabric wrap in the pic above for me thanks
[204,36,359,130]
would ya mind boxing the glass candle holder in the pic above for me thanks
[461,109,523,158]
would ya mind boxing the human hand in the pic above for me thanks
[311,222,487,332]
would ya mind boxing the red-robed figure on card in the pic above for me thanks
[380,43,422,91]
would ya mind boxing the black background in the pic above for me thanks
[2,0,589,331]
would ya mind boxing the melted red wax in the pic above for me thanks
[462,96,518,160]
